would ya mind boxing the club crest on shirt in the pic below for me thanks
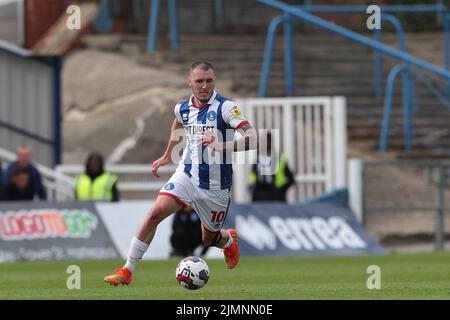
[181,113,189,122]
[207,111,217,121]
[231,106,242,118]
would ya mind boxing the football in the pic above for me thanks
[175,256,210,290]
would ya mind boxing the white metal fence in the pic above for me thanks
[233,96,347,203]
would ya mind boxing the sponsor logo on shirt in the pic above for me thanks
[231,106,242,118]
[186,125,215,135]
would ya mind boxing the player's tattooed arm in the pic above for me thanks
[202,123,257,152]
[233,123,257,152]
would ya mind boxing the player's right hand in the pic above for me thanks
[151,157,170,178]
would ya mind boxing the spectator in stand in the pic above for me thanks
[3,145,47,200]
[75,153,119,202]
[0,166,34,201]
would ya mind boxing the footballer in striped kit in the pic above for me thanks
[104,61,257,286]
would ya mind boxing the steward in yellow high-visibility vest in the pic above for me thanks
[249,133,295,202]
[75,172,118,201]
[75,153,120,202]
[249,153,295,202]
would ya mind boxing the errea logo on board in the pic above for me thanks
[236,215,367,251]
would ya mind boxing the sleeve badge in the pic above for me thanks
[231,106,242,118]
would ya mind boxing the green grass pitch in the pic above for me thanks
[0,252,449,300]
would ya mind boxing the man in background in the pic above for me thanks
[0,167,34,201]
[3,145,47,200]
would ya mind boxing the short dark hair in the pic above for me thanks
[11,166,29,178]
[190,61,214,72]
[85,152,104,174]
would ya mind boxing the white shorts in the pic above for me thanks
[158,169,231,232]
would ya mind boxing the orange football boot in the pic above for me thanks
[223,229,240,269]
[104,267,132,286]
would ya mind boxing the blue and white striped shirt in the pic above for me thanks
[174,91,249,190]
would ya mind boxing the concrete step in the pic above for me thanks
[144,50,374,66]
[351,135,450,149]
[347,101,446,111]
[125,33,445,66]
[235,82,447,97]
[234,78,448,94]
[124,33,379,47]
[359,140,450,157]
[357,146,450,157]
[348,117,450,128]
[395,150,450,159]
[348,129,450,142]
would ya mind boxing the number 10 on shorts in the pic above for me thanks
[211,211,225,223]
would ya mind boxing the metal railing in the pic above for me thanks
[258,12,419,98]
[146,0,179,52]
[413,69,450,110]
[259,14,295,97]
[257,0,450,154]
[146,0,224,52]
[374,14,418,102]
[141,0,450,153]
[379,13,450,152]
[142,1,450,91]
[258,4,449,99]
